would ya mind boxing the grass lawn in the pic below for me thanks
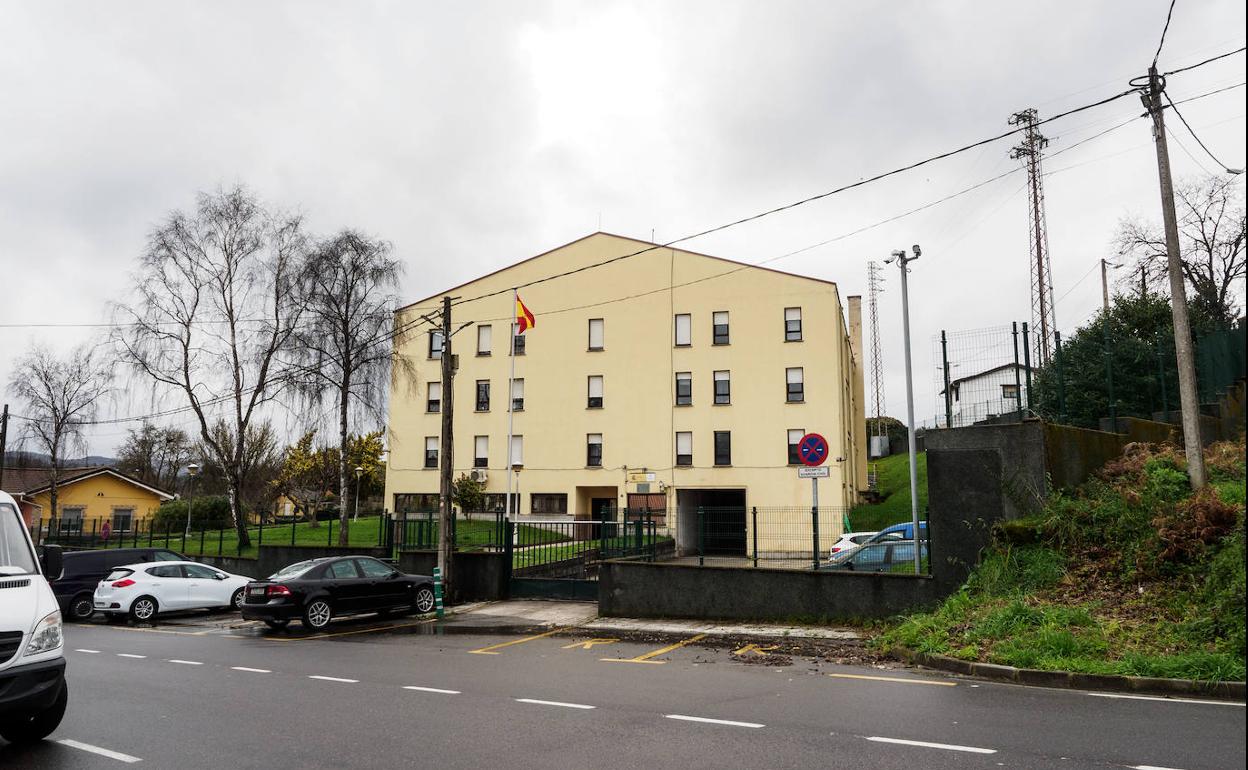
[848,451,927,533]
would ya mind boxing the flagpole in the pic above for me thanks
[504,289,517,535]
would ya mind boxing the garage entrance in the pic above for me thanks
[675,489,746,556]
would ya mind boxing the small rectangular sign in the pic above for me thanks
[798,466,830,478]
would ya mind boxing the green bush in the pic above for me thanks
[153,496,233,531]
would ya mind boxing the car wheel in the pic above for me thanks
[302,599,332,630]
[230,588,245,610]
[412,586,436,615]
[0,680,67,745]
[129,595,159,623]
[263,619,290,630]
[69,593,95,622]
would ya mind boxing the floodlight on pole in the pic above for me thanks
[353,466,364,522]
[185,462,201,540]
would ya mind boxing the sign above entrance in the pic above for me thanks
[797,433,829,467]
[797,466,829,478]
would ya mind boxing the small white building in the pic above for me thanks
[941,363,1030,427]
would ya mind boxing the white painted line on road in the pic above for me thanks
[829,672,957,687]
[1132,765,1188,769]
[665,714,765,729]
[516,698,596,710]
[308,675,359,683]
[116,653,146,659]
[1090,692,1245,707]
[57,739,142,763]
[167,659,203,666]
[231,666,272,673]
[865,736,996,754]
[404,686,461,694]
[75,648,101,654]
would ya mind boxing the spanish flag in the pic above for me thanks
[515,294,536,334]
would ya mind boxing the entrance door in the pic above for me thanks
[591,498,615,538]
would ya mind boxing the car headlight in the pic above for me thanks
[25,611,63,656]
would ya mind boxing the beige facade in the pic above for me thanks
[383,233,866,553]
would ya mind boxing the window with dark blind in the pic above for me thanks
[587,434,603,467]
[713,431,731,466]
[531,494,568,514]
[675,372,692,405]
[475,380,491,411]
[429,330,444,359]
[424,437,439,469]
[787,428,805,464]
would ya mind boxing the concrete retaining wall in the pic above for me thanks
[398,550,507,603]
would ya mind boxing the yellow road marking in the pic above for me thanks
[561,637,619,650]
[467,628,564,655]
[828,673,957,687]
[269,618,438,642]
[732,643,780,656]
[600,633,708,664]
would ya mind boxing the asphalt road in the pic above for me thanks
[2,615,1244,769]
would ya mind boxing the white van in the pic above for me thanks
[0,490,67,744]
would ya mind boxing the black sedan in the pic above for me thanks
[240,556,436,631]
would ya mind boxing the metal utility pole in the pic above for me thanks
[867,262,887,448]
[1138,66,1207,489]
[0,403,8,490]
[887,245,923,575]
[438,296,456,592]
[1009,108,1058,366]
[1101,259,1112,314]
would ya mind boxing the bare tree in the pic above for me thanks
[1116,175,1247,325]
[290,231,403,545]
[113,423,192,492]
[114,186,308,547]
[6,344,112,519]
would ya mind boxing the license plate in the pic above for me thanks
[248,586,266,596]
[94,601,106,607]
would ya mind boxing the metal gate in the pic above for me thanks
[506,513,660,600]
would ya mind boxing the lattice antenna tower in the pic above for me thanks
[867,260,886,436]
[1008,107,1057,366]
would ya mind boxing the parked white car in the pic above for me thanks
[94,561,254,622]
[828,531,879,559]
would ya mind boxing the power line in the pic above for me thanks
[1162,45,1246,77]
[1152,0,1178,69]
[1163,91,1243,173]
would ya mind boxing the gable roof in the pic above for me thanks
[396,231,838,313]
[1,466,175,500]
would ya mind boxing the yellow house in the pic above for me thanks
[383,233,867,557]
[3,466,174,532]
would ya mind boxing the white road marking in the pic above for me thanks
[116,653,146,659]
[167,659,202,666]
[665,714,765,729]
[515,698,596,710]
[231,666,272,673]
[308,675,358,683]
[57,739,142,763]
[404,686,461,694]
[1089,692,1244,707]
[866,736,996,754]
[75,649,101,654]
[1133,765,1188,770]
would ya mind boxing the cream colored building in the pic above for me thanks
[384,233,867,556]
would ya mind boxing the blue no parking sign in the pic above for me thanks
[797,433,828,467]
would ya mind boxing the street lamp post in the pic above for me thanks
[353,466,364,522]
[184,463,201,541]
[885,245,923,575]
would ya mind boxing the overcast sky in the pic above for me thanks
[1,0,1244,457]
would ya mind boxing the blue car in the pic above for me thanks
[868,521,927,543]
[825,538,928,572]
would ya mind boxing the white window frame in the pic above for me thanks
[474,436,489,467]
[675,431,693,466]
[674,313,692,347]
[587,375,604,408]
[588,318,605,351]
[510,435,524,467]
[477,324,492,356]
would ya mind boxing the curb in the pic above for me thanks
[889,646,1247,701]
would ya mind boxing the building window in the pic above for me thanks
[785,307,802,341]
[475,380,490,412]
[481,493,520,513]
[474,436,488,468]
[512,323,526,355]
[675,372,692,405]
[1002,383,1020,399]
[675,432,693,467]
[674,313,691,347]
[112,508,134,532]
[714,431,731,466]
[786,367,805,403]
[587,375,604,408]
[586,434,603,467]
[427,381,441,413]
[394,493,440,513]
[787,428,805,465]
[510,435,524,467]
[712,311,730,345]
[477,324,492,356]
[511,378,525,411]
[713,370,731,405]
[424,437,439,469]
[429,330,444,359]
[588,318,605,351]
[531,493,568,515]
